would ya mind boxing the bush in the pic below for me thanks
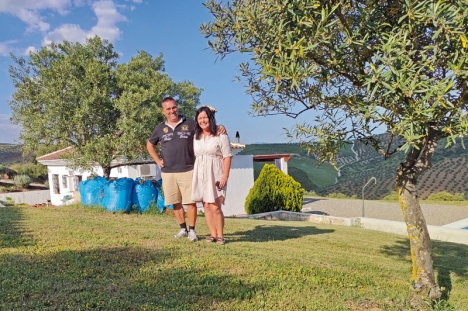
[9,162,48,181]
[427,191,465,201]
[382,191,399,201]
[326,192,349,199]
[245,164,304,214]
[14,174,31,188]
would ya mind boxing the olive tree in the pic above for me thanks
[201,0,468,302]
[9,37,201,178]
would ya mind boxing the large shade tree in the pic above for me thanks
[201,0,468,303]
[9,37,201,178]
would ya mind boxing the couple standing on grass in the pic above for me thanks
[146,97,232,245]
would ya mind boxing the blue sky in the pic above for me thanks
[0,0,308,145]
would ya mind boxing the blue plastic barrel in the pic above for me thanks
[102,178,134,213]
[132,178,158,212]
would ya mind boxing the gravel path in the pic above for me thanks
[302,198,468,226]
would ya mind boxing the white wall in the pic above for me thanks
[223,155,254,216]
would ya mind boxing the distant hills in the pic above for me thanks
[240,135,468,200]
[0,144,26,165]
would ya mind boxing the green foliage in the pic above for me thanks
[9,162,47,181]
[326,193,349,199]
[245,164,304,214]
[304,190,320,197]
[13,174,31,188]
[427,191,465,202]
[382,191,399,201]
[202,1,468,161]
[9,37,201,178]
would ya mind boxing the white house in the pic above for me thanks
[36,143,257,216]
[37,147,161,206]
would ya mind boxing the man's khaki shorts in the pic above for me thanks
[161,170,195,205]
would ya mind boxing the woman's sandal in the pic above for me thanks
[216,237,225,245]
[205,236,217,243]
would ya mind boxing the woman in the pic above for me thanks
[191,105,232,245]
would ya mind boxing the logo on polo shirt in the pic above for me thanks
[182,125,189,131]
[163,127,169,133]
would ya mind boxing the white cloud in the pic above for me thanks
[88,1,127,42]
[0,114,21,144]
[0,0,71,32]
[43,24,88,46]
[42,0,128,46]
[0,40,17,56]
[2,0,138,54]
[24,46,37,55]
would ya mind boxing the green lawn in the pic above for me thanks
[1,206,467,310]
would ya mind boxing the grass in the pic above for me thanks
[1,205,467,310]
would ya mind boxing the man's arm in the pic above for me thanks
[216,124,227,135]
[146,141,164,168]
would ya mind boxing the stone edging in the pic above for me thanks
[239,210,468,246]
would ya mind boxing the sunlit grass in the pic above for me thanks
[1,205,467,310]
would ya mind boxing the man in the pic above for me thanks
[146,97,225,241]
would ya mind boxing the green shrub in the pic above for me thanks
[304,190,320,197]
[245,164,304,214]
[427,191,465,201]
[13,174,31,188]
[9,162,48,181]
[382,191,399,201]
[326,192,349,199]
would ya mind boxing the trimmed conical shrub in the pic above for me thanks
[245,164,304,214]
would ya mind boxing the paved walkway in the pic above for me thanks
[302,198,468,227]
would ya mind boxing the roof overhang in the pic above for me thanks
[253,153,292,162]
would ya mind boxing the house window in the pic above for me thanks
[73,175,82,191]
[62,175,68,188]
[117,167,122,173]
[52,174,60,194]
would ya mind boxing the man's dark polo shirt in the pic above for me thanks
[148,116,195,173]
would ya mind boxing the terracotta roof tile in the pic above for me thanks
[36,147,73,161]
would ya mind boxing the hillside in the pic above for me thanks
[240,136,468,200]
[0,144,25,165]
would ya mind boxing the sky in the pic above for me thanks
[0,0,310,145]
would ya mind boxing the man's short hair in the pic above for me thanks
[162,96,176,106]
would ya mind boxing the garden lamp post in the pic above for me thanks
[362,177,377,217]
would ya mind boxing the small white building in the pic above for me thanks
[37,143,256,216]
[37,147,160,206]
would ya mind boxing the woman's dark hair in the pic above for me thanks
[195,106,217,139]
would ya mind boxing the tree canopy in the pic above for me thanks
[9,36,201,178]
[201,0,468,303]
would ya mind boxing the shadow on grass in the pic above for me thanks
[229,225,334,243]
[0,246,258,310]
[380,237,468,302]
[0,207,35,248]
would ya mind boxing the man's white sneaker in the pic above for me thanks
[187,229,198,242]
[173,229,188,238]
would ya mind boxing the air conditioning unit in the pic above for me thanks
[139,164,151,177]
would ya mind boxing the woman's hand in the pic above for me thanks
[218,175,228,190]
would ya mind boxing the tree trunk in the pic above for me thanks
[396,130,441,303]
[102,167,111,179]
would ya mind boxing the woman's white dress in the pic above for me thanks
[191,134,232,203]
